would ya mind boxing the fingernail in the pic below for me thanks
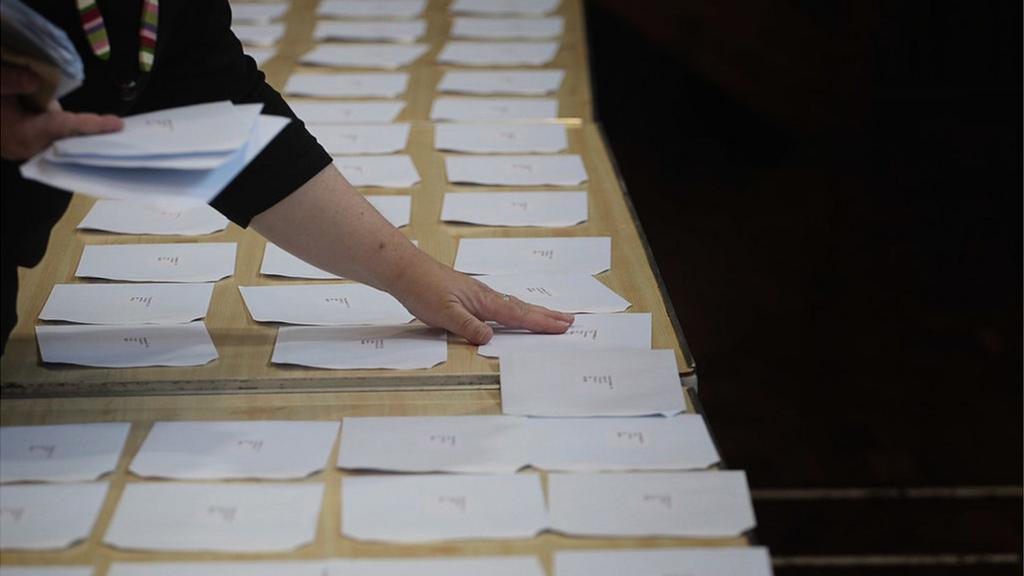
[556,320,571,327]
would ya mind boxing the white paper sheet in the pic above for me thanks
[333,155,420,187]
[130,420,340,480]
[36,322,218,368]
[454,236,609,275]
[273,325,446,369]
[318,0,426,19]
[442,191,586,227]
[547,471,757,538]
[78,201,228,235]
[446,154,586,185]
[431,97,559,120]
[452,16,564,39]
[240,284,414,325]
[438,70,565,95]
[341,474,546,542]
[450,0,560,16]
[0,483,108,550]
[75,243,235,283]
[477,273,628,313]
[288,100,405,123]
[314,20,427,42]
[104,482,323,552]
[39,283,214,325]
[366,194,412,227]
[21,115,290,207]
[477,312,651,358]
[500,348,683,416]
[307,123,409,154]
[261,238,417,279]
[326,557,545,576]
[554,547,774,576]
[435,123,567,153]
[438,41,559,66]
[284,73,409,98]
[108,562,326,576]
[0,423,130,483]
[300,43,428,69]
[244,47,276,66]
[232,23,284,47]
[0,567,93,576]
[230,3,288,24]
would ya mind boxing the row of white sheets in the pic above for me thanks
[0,547,772,576]
[333,153,581,186]
[298,41,560,68]
[309,122,571,154]
[316,0,563,19]
[310,16,565,41]
[285,70,564,100]
[0,471,754,550]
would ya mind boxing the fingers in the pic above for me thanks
[38,110,124,141]
[440,301,495,345]
[1,65,39,95]
[485,292,574,334]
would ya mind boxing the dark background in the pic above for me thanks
[585,1,1022,573]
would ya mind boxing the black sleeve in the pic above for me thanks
[140,0,331,228]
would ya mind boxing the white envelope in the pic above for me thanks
[76,243,236,282]
[454,236,609,275]
[500,348,684,417]
[450,0,560,16]
[477,312,651,358]
[0,423,130,483]
[273,325,446,370]
[239,284,415,325]
[307,123,410,154]
[288,100,405,123]
[439,41,559,66]
[104,482,323,552]
[230,3,288,24]
[318,0,426,19]
[300,43,428,69]
[261,242,342,279]
[39,283,214,325]
[130,421,340,480]
[78,201,228,235]
[547,471,757,538]
[232,23,285,47]
[0,483,108,550]
[446,154,586,185]
[285,73,409,98]
[0,567,94,576]
[438,70,565,95]
[108,562,326,576]
[333,155,421,187]
[442,191,586,227]
[431,97,559,120]
[341,474,547,542]
[435,123,567,153]
[314,20,427,42]
[451,16,564,39]
[476,272,629,312]
[554,547,774,576]
[36,322,218,368]
[326,557,545,576]
[244,47,276,66]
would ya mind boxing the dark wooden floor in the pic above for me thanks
[586,1,1022,573]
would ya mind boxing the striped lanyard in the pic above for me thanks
[77,0,159,72]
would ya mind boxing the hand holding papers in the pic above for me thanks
[454,237,610,275]
[478,312,651,358]
[285,73,409,98]
[35,322,218,368]
[272,325,446,369]
[445,154,587,185]
[240,284,415,325]
[431,97,559,121]
[435,123,568,153]
[0,423,129,483]
[0,483,108,550]
[442,191,587,227]
[78,201,228,236]
[75,243,236,282]
[452,17,565,39]
[438,41,559,66]
[477,273,630,313]
[438,70,565,95]
[39,283,214,325]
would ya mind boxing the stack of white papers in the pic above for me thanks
[454,236,610,275]
[438,70,565,95]
[341,474,547,542]
[442,191,587,227]
[36,322,218,368]
[288,100,405,123]
[104,482,323,552]
[314,20,427,42]
[232,23,284,47]
[272,325,446,369]
[499,349,684,416]
[554,547,774,576]
[318,0,426,19]
[0,567,94,576]
[435,123,568,153]
[231,3,288,25]
[307,123,409,154]
[21,102,290,207]
[477,312,651,358]
[0,483,108,550]
[333,155,421,187]
[300,44,428,69]
[450,0,560,16]
[0,423,130,483]
[285,73,409,98]
[451,16,564,39]
[240,284,414,325]
[477,273,630,313]
[75,243,236,282]
[78,201,228,235]
[39,283,214,325]
[445,154,586,185]
[547,471,757,538]
[130,421,340,480]
[107,557,545,576]
[439,41,559,66]
[431,97,559,120]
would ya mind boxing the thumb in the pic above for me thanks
[36,110,124,142]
